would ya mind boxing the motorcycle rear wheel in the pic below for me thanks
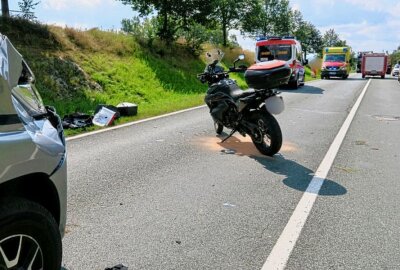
[250,112,282,156]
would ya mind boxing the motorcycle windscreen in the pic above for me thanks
[0,35,24,132]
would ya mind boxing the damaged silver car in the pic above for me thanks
[0,34,66,268]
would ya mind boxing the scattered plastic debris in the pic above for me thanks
[117,102,138,116]
[93,106,118,127]
[62,113,93,129]
[223,202,236,208]
[105,264,128,270]
[355,140,367,146]
[221,149,236,154]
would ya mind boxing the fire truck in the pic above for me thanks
[361,53,387,79]
[255,36,308,89]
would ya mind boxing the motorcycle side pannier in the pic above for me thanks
[245,60,291,89]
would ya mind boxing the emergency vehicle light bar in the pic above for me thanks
[257,36,294,41]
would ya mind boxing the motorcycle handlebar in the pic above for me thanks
[197,71,229,84]
[229,65,248,73]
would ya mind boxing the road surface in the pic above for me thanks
[62,74,400,269]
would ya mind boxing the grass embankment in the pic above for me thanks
[0,18,253,135]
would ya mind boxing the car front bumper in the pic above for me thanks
[321,70,347,77]
[50,153,67,238]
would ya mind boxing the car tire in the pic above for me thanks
[0,198,62,270]
[289,75,299,89]
[300,74,305,86]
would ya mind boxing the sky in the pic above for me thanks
[7,0,400,53]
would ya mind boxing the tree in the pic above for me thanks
[119,0,211,44]
[293,14,322,59]
[271,0,292,36]
[209,0,248,47]
[18,0,40,20]
[1,0,10,17]
[322,29,346,47]
[241,0,292,38]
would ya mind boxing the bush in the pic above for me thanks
[121,16,158,47]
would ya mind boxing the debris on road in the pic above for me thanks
[105,264,128,270]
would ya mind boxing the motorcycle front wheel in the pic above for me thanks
[214,121,224,135]
[249,111,282,156]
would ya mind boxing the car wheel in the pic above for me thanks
[289,75,299,89]
[0,198,62,270]
[300,74,305,86]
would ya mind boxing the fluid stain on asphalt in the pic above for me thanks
[193,135,298,157]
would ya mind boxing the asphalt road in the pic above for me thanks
[62,74,400,270]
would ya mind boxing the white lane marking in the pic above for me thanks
[66,74,356,142]
[66,105,206,141]
[261,79,372,270]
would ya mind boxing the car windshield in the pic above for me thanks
[258,45,292,61]
[324,54,346,62]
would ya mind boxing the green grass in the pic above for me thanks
[4,18,323,137]
[1,18,256,136]
[304,66,320,82]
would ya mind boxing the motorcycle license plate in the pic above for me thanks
[265,95,284,115]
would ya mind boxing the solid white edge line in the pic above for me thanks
[261,79,372,270]
[66,105,206,142]
[66,73,355,142]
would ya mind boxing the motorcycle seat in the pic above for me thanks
[230,89,256,101]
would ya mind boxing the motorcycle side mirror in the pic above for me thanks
[233,54,245,69]
[303,59,309,65]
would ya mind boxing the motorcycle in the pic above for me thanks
[197,50,291,156]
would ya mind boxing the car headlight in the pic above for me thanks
[340,66,347,70]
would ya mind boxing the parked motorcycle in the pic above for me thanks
[197,50,291,156]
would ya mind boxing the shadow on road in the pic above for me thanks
[252,154,347,196]
[278,85,325,95]
[216,135,347,196]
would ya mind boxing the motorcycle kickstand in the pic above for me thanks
[221,129,237,143]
